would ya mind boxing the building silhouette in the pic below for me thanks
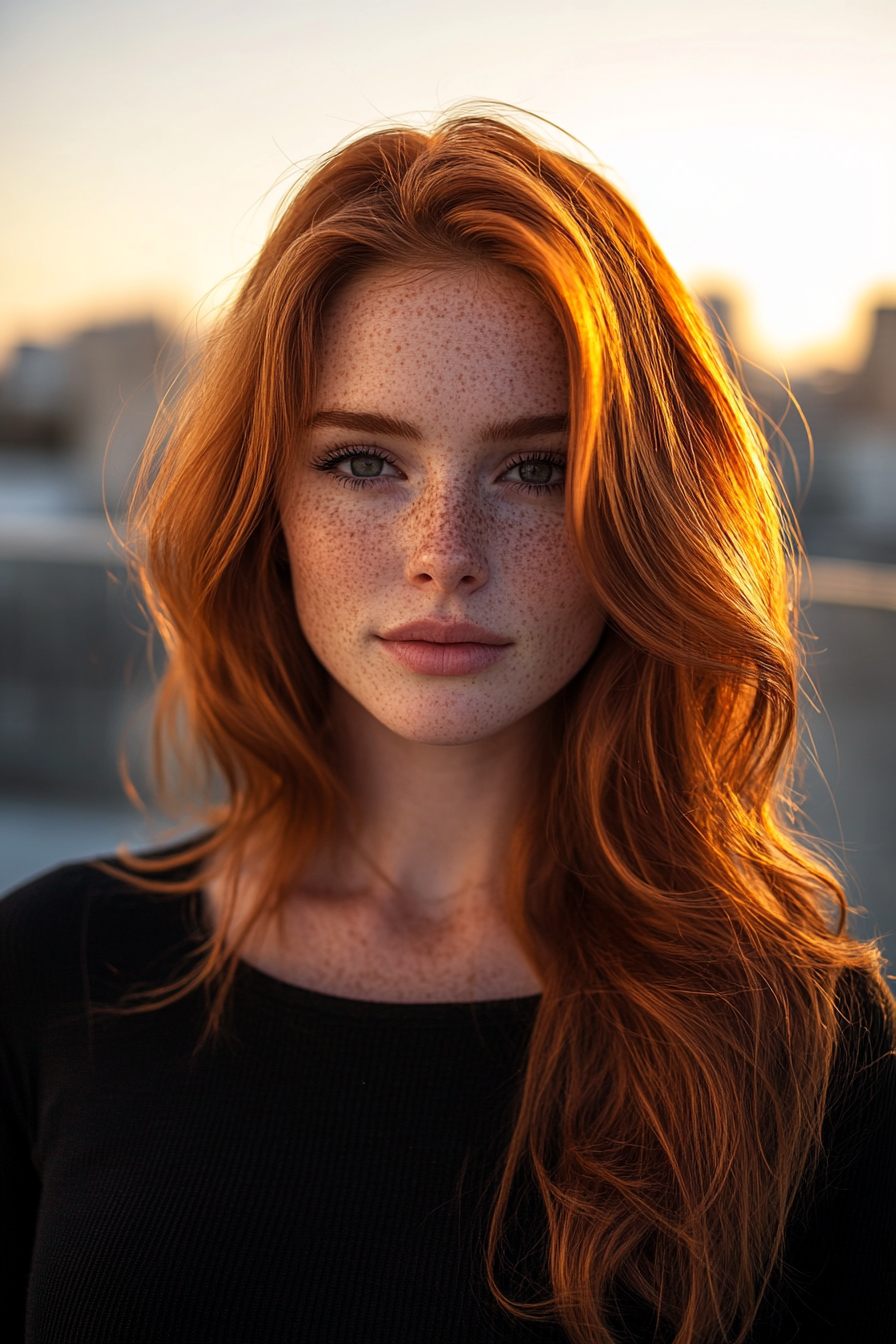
[700,299,896,563]
[0,318,170,514]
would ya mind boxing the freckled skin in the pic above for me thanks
[219,265,608,1001]
[280,265,606,745]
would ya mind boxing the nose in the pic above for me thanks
[403,478,489,594]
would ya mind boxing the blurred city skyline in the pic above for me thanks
[2,0,896,949]
[1,0,895,374]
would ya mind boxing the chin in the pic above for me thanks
[370,697,530,747]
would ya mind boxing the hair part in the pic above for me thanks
[124,109,879,1344]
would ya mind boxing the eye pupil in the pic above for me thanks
[350,456,384,477]
[519,461,553,484]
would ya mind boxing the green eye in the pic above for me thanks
[349,456,385,477]
[517,461,554,484]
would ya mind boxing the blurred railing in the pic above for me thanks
[0,515,152,798]
[803,557,896,611]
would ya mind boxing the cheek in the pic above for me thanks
[499,510,599,637]
[284,496,392,642]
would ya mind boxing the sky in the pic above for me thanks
[1,0,894,372]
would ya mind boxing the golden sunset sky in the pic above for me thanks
[1,0,894,372]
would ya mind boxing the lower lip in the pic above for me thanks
[378,639,512,676]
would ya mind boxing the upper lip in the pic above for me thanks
[378,620,512,645]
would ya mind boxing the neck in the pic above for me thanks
[215,682,545,1001]
[315,683,541,924]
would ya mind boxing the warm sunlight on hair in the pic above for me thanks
[123,112,879,1344]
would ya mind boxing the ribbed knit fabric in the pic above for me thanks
[2,858,895,1344]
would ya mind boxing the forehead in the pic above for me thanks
[315,265,569,424]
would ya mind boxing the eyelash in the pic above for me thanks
[310,445,567,493]
[310,444,403,489]
[502,453,567,494]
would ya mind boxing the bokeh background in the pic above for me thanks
[1,0,894,963]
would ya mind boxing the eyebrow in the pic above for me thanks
[309,410,569,442]
[309,410,423,440]
[480,414,569,442]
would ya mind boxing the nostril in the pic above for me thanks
[406,554,488,591]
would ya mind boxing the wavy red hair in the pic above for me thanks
[127,112,878,1344]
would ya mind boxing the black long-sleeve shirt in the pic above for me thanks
[2,858,896,1343]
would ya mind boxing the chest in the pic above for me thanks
[25,988,553,1344]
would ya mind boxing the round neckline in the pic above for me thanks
[238,958,542,1022]
[143,856,542,1024]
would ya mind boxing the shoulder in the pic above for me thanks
[1,857,116,944]
[830,966,896,1079]
[823,966,896,1166]
[1,860,118,997]
[0,851,202,1028]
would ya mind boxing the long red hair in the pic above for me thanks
[128,112,878,1343]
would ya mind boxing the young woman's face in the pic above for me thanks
[280,264,606,745]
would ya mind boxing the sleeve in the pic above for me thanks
[0,884,46,1344]
[0,1045,40,1343]
[769,969,896,1344]
[0,857,193,1341]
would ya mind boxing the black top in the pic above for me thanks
[2,859,895,1344]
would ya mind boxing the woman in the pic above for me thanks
[2,112,894,1344]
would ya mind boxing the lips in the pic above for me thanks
[376,620,513,677]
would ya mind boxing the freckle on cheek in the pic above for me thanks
[282,265,599,742]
